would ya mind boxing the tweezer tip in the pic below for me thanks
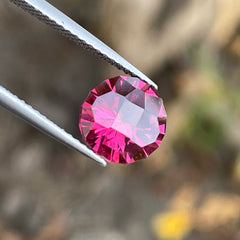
[101,161,107,167]
[96,156,107,167]
[95,157,107,166]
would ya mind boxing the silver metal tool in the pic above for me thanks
[9,0,157,89]
[0,0,157,166]
[0,86,107,166]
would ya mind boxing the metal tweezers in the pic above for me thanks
[0,0,157,167]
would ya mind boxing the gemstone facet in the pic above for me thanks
[79,76,166,164]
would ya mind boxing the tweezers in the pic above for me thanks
[0,0,157,167]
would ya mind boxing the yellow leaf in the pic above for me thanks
[152,210,192,240]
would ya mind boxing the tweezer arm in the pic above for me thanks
[0,86,107,166]
[10,0,158,90]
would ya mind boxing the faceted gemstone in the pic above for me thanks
[79,76,167,164]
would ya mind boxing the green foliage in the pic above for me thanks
[183,100,224,151]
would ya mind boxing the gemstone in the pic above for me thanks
[79,76,167,164]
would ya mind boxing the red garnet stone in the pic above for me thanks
[79,76,166,164]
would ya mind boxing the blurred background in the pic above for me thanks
[0,0,240,239]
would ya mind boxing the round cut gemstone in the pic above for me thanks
[79,76,167,164]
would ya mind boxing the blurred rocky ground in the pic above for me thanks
[0,0,240,239]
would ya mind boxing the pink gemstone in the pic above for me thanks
[79,76,167,164]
